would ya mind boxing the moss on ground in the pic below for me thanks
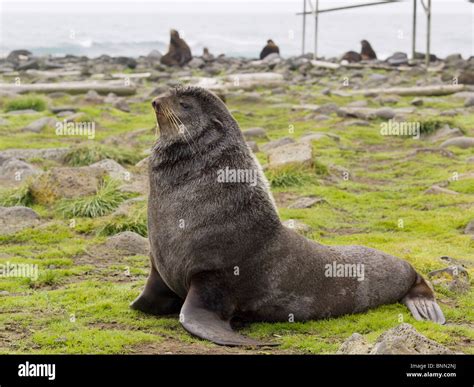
[0,80,473,354]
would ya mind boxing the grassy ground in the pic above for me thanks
[0,78,473,354]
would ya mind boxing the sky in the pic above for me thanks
[1,0,473,14]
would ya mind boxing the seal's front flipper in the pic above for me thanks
[402,273,446,324]
[131,263,182,315]
[180,281,273,347]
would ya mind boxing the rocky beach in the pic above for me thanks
[0,47,473,354]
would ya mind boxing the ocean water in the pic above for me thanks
[0,1,473,59]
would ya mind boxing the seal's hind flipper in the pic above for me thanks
[180,281,274,347]
[130,262,183,315]
[402,273,446,324]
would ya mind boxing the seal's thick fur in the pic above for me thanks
[131,86,445,346]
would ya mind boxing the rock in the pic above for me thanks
[50,106,77,114]
[6,109,41,115]
[459,69,474,85]
[268,143,313,168]
[342,120,370,127]
[346,100,367,108]
[30,167,106,204]
[22,117,56,133]
[282,219,311,234]
[242,127,267,140]
[299,132,340,143]
[445,53,463,62]
[17,59,39,71]
[0,206,40,235]
[426,125,463,142]
[104,231,149,255]
[262,53,281,63]
[374,107,396,120]
[288,196,325,209]
[371,324,454,354]
[316,103,339,115]
[368,73,388,82]
[104,93,118,104]
[6,49,33,63]
[386,52,408,66]
[84,90,104,104]
[424,185,458,195]
[429,265,470,294]
[337,333,372,354]
[291,104,319,112]
[465,220,474,235]
[89,159,129,180]
[464,96,474,107]
[114,99,131,113]
[261,137,295,152]
[0,117,9,125]
[376,95,400,105]
[440,136,474,149]
[112,197,146,217]
[0,148,68,162]
[135,156,149,174]
[411,98,424,106]
[0,158,39,181]
[246,141,259,153]
[147,50,162,60]
[187,58,205,69]
[115,56,137,69]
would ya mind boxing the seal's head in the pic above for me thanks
[151,86,236,143]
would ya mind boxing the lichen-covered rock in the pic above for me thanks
[30,166,106,204]
[0,206,40,235]
[104,231,149,255]
[371,324,455,354]
[268,143,313,168]
[337,333,372,354]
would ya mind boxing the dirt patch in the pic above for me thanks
[127,338,296,355]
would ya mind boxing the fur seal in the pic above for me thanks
[131,86,445,346]
[160,29,192,67]
[260,39,280,60]
[360,39,377,60]
[341,51,362,63]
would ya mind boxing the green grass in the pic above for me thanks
[5,96,47,112]
[63,144,143,166]
[0,81,473,354]
[56,179,129,218]
[0,182,34,206]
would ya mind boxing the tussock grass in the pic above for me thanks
[5,96,47,112]
[63,144,142,166]
[0,183,34,207]
[56,179,129,218]
[98,206,147,237]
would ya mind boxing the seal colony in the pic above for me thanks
[131,86,446,346]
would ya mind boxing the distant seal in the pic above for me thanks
[341,51,362,63]
[360,39,377,60]
[260,39,280,60]
[160,29,192,67]
[131,86,445,346]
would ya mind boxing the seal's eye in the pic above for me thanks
[179,101,192,110]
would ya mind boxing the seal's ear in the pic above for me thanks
[212,118,224,131]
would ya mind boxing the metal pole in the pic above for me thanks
[412,0,417,60]
[314,0,319,59]
[302,0,307,55]
[426,0,431,68]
